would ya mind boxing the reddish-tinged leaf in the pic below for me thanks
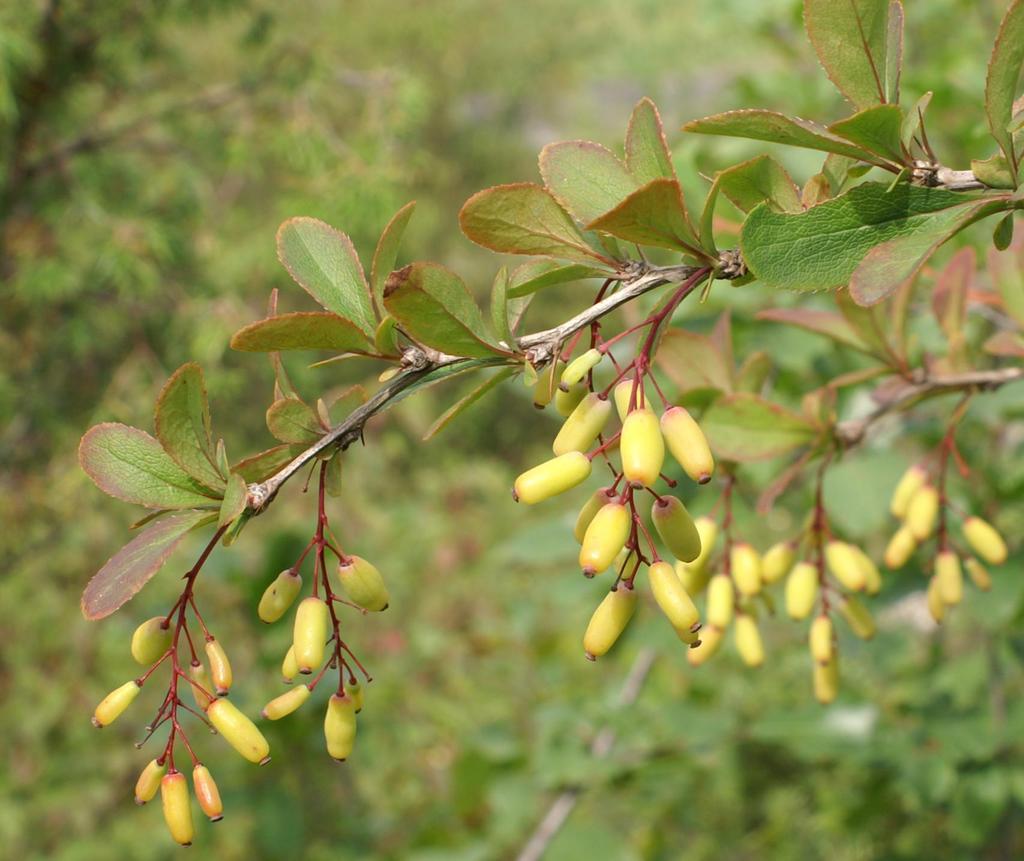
[507,259,607,298]
[231,312,373,353]
[989,238,1024,326]
[587,178,704,255]
[370,201,417,316]
[932,248,973,368]
[232,444,303,483]
[154,363,225,492]
[655,328,734,396]
[702,393,820,462]
[985,0,1024,172]
[984,331,1024,357]
[266,397,326,445]
[218,473,249,528]
[625,98,677,185]
[539,141,638,224]
[756,308,872,353]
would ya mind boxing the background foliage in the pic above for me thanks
[2,0,1023,858]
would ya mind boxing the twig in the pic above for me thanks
[515,648,658,861]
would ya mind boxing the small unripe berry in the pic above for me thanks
[935,551,963,606]
[839,595,875,640]
[134,758,166,805]
[730,543,762,597]
[687,623,723,666]
[324,693,358,761]
[660,406,714,484]
[560,348,603,389]
[884,526,917,569]
[258,570,303,623]
[293,596,331,673]
[890,464,927,518]
[927,575,945,622]
[347,680,365,713]
[849,545,882,595]
[706,573,735,628]
[514,451,592,504]
[905,485,939,541]
[809,615,833,664]
[130,617,172,665]
[574,487,616,543]
[651,496,701,563]
[620,407,664,488]
[785,562,819,620]
[554,382,586,417]
[192,764,223,822]
[734,614,764,667]
[761,542,795,585]
[583,583,637,660]
[552,392,612,456]
[92,681,140,728]
[205,638,233,696]
[336,556,390,612]
[676,516,719,592]
[188,661,215,708]
[965,557,992,591]
[613,380,636,422]
[813,656,839,704]
[281,646,299,684]
[648,560,700,632]
[206,698,271,765]
[962,516,1007,565]
[262,684,311,720]
[579,502,631,576]
[825,541,866,592]
[161,772,194,846]
[532,361,562,409]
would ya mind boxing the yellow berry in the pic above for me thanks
[160,772,194,846]
[258,570,303,623]
[192,764,223,822]
[687,623,724,666]
[825,541,866,592]
[660,406,714,484]
[962,516,1008,565]
[554,382,586,417]
[890,464,927,518]
[927,574,946,623]
[188,661,214,708]
[134,758,166,806]
[839,595,875,640]
[613,380,636,422]
[552,392,612,456]
[281,646,299,684]
[676,559,711,595]
[206,698,271,765]
[262,684,311,720]
[734,613,764,667]
[513,451,592,504]
[905,485,939,541]
[293,596,331,673]
[651,497,701,563]
[731,543,762,597]
[583,583,637,660]
[560,347,603,388]
[205,638,232,696]
[852,546,882,595]
[347,680,365,713]
[676,624,701,646]
[92,681,140,728]
[761,542,795,585]
[336,556,389,612]
[785,561,819,620]
[648,560,700,632]
[813,656,840,704]
[532,361,562,409]
[884,526,917,569]
[324,693,358,761]
[965,557,992,591]
[809,615,833,663]
[130,617,172,666]
[579,502,631,576]
[935,550,963,606]
[706,573,735,628]
[620,407,664,487]
[574,487,615,543]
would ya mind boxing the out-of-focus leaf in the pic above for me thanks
[266,397,325,444]
[702,393,820,461]
[424,368,517,441]
[507,259,607,298]
[932,247,973,368]
[587,178,704,255]
[756,308,873,353]
[984,331,1024,357]
[276,217,376,335]
[384,262,509,358]
[828,104,905,165]
[370,201,417,315]
[655,328,734,396]
[218,472,248,528]
[231,312,373,353]
[231,445,302,483]
[736,351,772,393]
[459,183,614,264]
[153,362,225,491]
[81,510,216,619]
[989,239,1024,326]
[79,424,221,510]
[984,0,1024,171]
[625,97,677,185]
[539,140,637,224]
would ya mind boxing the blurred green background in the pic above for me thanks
[3,1,1024,858]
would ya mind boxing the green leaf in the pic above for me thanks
[79,424,222,510]
[384,262,508,359]
[989,241,1024,327]
[804,0,896,109]
[683,109,878,162]
[218,472,248,528]
[231,312,373,353]
[507,259,607,298]
[994,212,1015,251]
[232,444,303,483]
[81,510,216,620]
[755,308,873,354]
[587,178,704,255]
[828,104,905,164]
[373,315,402,357]
[370,201,417,315]
[972,153,1017,190]
[985,0,1024,174]
[655,328,734,397]
[740,182,999,300]
[835,288,896,359]
[266,397,326,444]
[490,266,514,349]
[539,141,638,224]
[625,97,677,184]
[459,183,614,264]
[884,0,904,104]
[387,358,512,408]
[276,217,376,335]
[424,368,517,440]
[702,393,820,462]
[153,363,225,492]
[901,91,933,149]
[324,454,343,497]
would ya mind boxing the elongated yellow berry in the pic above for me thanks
[560,348,603,389]
[660,406,714,484]
[258,570,303,623]
[966,557,992,591]
[205,638,232,696]
[890,464,927,518]
[963,516,1007,565]
[555,382,586,417]
[884,526,916,569]
[336,556,389,612]
[814,656,839,704]
[281,646,299,684]
[574,487,616,543]
[206,698,270,765]
[192,764,223,822]
[935,551,963,606]
[130,617,172,665]
[851,546,882,595]
[648,560,700,631]
[762,542,795,585]
[825,541,866,592]
[651,496,701,563]
[687,624,724,666]
[347,680,365,713]
[785,562,819,620]
[92,681,140,728]
[161,772,194,846]
[927,575,945,622]
[706,573,735,628]
[135,758,166,805]
[188,661,214,707]
[734,614,764,667]
[731,543,762,597]
[293,596,330,673]
[905,485,939,540]
[613,380,636,422]
[552,393,612,456]
[620,407,664,487]
[809,615,833,663]
[676,623,700,646]
[579,502,631,575]
[532,361,562,409]
[514,451,592,504]
[676,559,711,595]
[583,583,637,660]
[325,693,358,761]
[262,684,311,720]
[839,596,875,640]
